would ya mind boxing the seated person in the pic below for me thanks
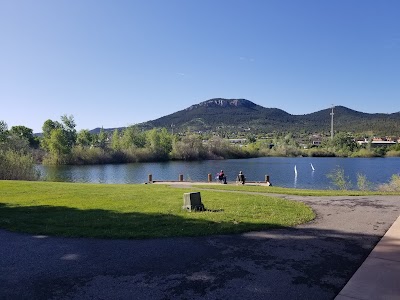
[238,171,245,184]
[218,170,227,184]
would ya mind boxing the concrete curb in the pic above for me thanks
[335,215,400,300]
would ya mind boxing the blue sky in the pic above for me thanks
[1,0,399,132]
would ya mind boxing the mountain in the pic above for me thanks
[140,98,400,135]
[142,98,293,133]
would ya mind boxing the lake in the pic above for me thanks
[37,157,400,190]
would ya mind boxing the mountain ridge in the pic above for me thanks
[91,98,400,135]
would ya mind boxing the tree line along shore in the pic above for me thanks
[1,115,400,181]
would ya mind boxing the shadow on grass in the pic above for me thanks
[0,203,287,239]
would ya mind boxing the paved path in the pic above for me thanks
[1,190,399,299]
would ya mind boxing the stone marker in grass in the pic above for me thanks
[182,192,205,212]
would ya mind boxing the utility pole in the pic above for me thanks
[171,123,175,135]
[330,105,335,140]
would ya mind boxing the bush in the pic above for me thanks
[69,147,114,164]
[307,149,336,157]
[356,173,374,191]
[326,166,352,190]
[378,174,400,192]
[0,150,40,180]
[385,150,400,157]
[123,147,158,162]
[351,149,378,158]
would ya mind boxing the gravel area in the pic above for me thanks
[1,193,399,300]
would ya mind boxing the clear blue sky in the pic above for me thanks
[1,0,399,132]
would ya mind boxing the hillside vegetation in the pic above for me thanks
[141,99,400,135]
[1,98,400,178]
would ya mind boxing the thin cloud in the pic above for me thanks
[239,56,255,62]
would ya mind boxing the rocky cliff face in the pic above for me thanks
[185,98,256,110]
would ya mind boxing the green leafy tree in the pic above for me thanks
[0,120,9,142]
[332,132,358,153]
[76,129,93,148]
[111,129,121,151]
[41,116,76,164]
[0,121,30,153]
[10,125,39,148]
[146,128,172,159]
[0,121,39,179]
[48,128,70,164]
[41,119,62,150]
[97,128,108,150]
[121,125,146,149]
[246,134,256,143]
[60,114,77,148]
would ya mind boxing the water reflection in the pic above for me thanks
[37,157,400,190]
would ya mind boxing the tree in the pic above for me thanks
[111,129,121,151]
[41,116,76,164]
[146,128,172,159]
[42,119,61,138]
[97,128,108,150]
[10,125,39,148]
[332,132,358,153]
[47,128,70,164]
[0,120,9,142]
[121,125,146,149]
[246,133,256,143]
[41,119,62,151]
[60,114,77,148]
[76,129,93,148]
[1,122,30,153]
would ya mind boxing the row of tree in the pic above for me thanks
[1,115,400,176]
[25,115,254,164]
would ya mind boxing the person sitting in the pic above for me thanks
[218,170,227,184]
[238,171,246,184]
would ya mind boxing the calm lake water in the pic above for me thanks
[37,157,400,190]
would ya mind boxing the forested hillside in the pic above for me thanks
[140,98,400,135]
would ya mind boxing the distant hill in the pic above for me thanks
[138,98,400,135]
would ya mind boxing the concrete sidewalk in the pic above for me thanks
[335,215,400,300]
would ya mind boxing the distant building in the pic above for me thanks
[356,138,397,147]
[312,140,322,146]
[228,138,247,144]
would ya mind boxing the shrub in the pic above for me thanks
[70,147,114,164]
[123,147,157,162]
[385,150,400,157]
[351,149,377,158]
[378,174,400,192]
[326,166,352,190]
[0,150,40,180]
[356,173,374,191]
[307,149,336,157]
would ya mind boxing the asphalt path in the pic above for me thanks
[1,191,400,300]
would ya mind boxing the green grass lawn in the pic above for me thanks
[0,180,314,239]
[196,184,400,196]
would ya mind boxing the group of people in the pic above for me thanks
[217,170,246,185]
[217,170,272,186]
